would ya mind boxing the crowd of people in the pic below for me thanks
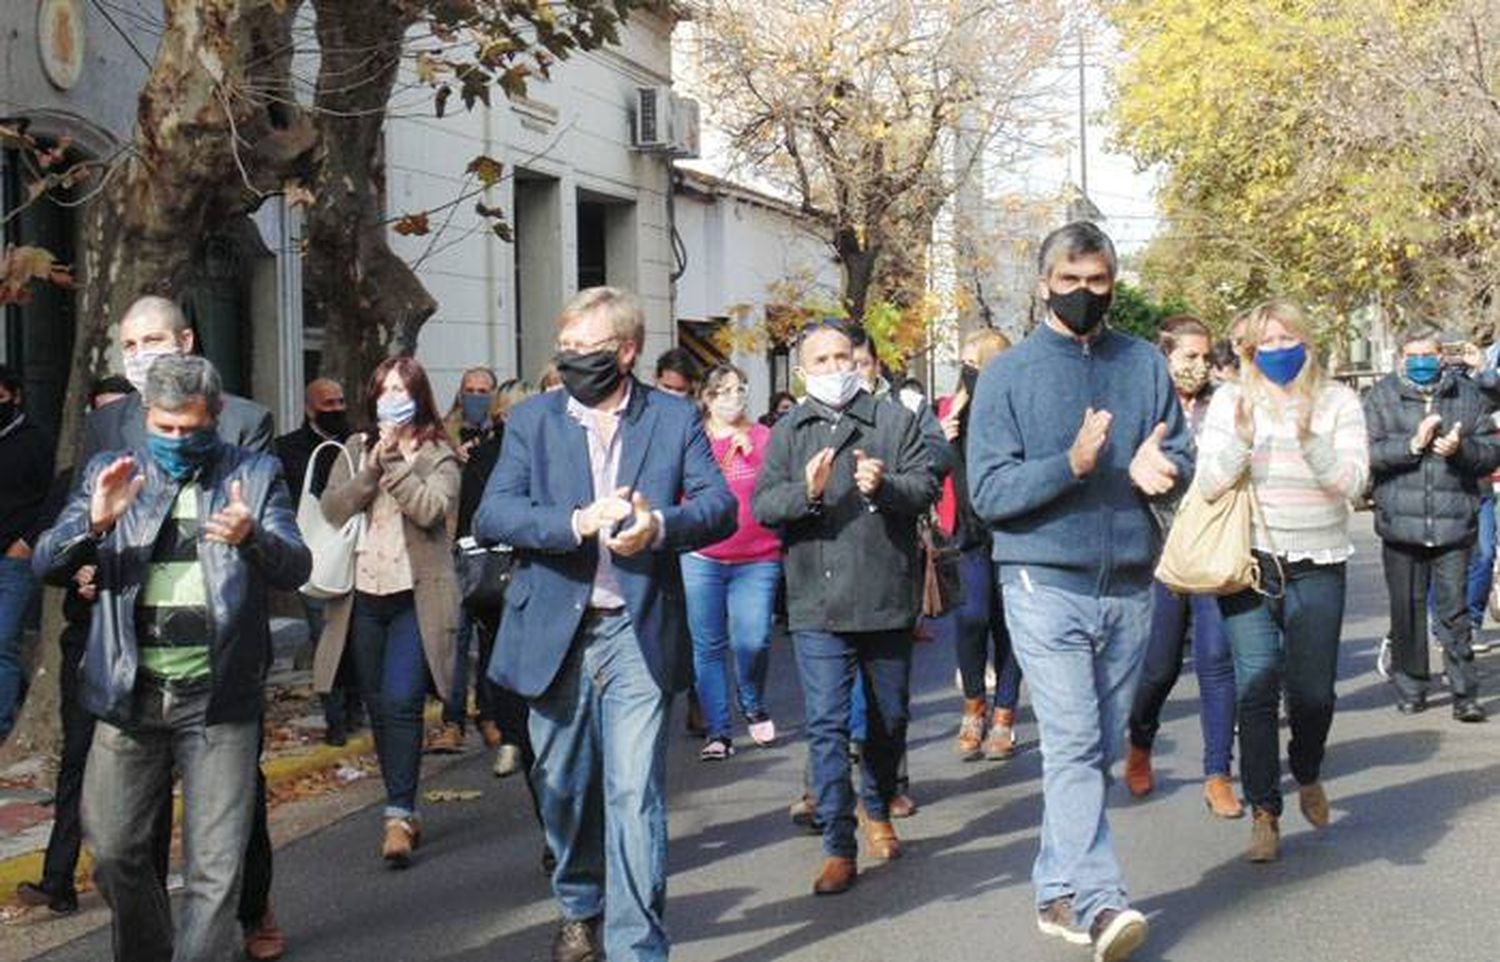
[2,220,1500,962]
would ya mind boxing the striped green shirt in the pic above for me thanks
[137,486,212,682]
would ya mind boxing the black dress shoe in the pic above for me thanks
[1454,700,1488,723]
[552,916,602,962]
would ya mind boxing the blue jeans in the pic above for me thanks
[1128,581,1235,776]
[83,680,260,962]
[529,612,670,962]
[348,591,429,818]
[1467,495,1495,628]
[1218,557,1345,817]
[682,555,781,738]
[0,556,39,738]
[943,547,1023,710]
[793,629,912,858]
[1002,572,1151,929]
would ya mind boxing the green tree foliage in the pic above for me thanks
[1107,280,1190,343]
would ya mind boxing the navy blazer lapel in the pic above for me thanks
[616,380,659,495]
[119,395,147,451]
[552,391,596,506]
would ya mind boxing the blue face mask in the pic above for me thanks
[459,393,491,427]
[147,429,219,482]
[1254,343,1308,386]
[1405,354,1441,385]
[376,395,417,426]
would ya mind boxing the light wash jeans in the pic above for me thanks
[529,611,671,962]
[1002,568,1152,930]
[681,554,780,739]
[82,680,260,962]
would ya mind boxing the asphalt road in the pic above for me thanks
[35,514,1500,961]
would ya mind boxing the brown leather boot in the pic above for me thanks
[812,856,857,895]
[1202,775,1245,819]
[424,722,465,754]
[956,697,987,759]
[382,817,421,868]
[860,814,902,860]
[1125,744,1154,798]
[243,907,286,961]
[982,707,1017,760]
[1247,808,1279,863]
[477,720,503,750]
[1298,782,1330,828]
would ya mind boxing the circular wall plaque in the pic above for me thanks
[38,0,86,91]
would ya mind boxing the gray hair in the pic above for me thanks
[144,354,223,416]
[1037,221,1118,280]
[121,295,190,335]
[1400,324,1444,349]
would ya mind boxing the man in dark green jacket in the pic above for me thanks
[752,322,935,896]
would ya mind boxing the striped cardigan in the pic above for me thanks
[1196,381,1370,560]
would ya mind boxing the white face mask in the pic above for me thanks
[898,388,924,413]
[124,346,181,394]
[803,370,862,410]
[709,395,747,424]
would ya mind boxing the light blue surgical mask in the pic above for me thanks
[459,393,491,427]
[1405,354,1441,386]
[376,395,416,426]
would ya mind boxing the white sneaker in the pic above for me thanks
[748,715,776,747]
[1091,908,1148,962]
[493,743,522,778]
[1376,635,1393,679]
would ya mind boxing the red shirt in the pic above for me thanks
[697,423,783,564]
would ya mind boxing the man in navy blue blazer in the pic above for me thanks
[474,287,735,962]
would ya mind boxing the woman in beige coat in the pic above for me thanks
[314,356,460,867]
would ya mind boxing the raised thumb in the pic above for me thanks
[229,479,245,505]
[1151,422,1168,443]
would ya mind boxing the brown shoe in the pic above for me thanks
[982,707,1018,760]
[859,814,902,860]
[477,720,503,749]
[888,793,917,819]
[812,856,857,895]
[1202,775,1245,819]
[956,697,987,758]
[551,916,602,962]
[1247,808,1279,863]
[382,817,420,868]
[424,722,465,754]
[1124,744,1153,798]
[244,908,286,961]
[1298,782,1329,828]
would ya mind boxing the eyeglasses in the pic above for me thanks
[709,385,749,399]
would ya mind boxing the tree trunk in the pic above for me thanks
[0,0,314,769]
[837,228,880,322]
[305,1,437,399]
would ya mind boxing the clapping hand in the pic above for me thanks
[605,492,659,557]
[1434,423,1463,459]
[1412,413,1443,454]
[576,486,634,539]
[203,480,255,546]
[853,449,885,497]
[1069,408,1113,478]
[805,447,836,500]
[90,456,144,535]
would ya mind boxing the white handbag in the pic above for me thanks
[297,440,364,600]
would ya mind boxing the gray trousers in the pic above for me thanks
[82,680,260,962]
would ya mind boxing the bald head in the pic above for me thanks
[305,378,345,416]
[119,295,193,358]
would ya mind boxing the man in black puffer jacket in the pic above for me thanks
[1366,327,1500,721]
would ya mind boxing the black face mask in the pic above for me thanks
[0,401,16,429]
[1047,287,1112,336]
[556,349,625,407]
[959,364,980,397]
[312,409,350,439]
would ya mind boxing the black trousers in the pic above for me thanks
[474,608,542,828]
[39,626,96,896]
[1382,540,1479,700]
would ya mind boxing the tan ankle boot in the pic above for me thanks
[983,707,1017,760]
[1125,744,1154,797]
[813,856,857,895]
[859,814,902,860]
[956,697,987,758]
[1298,782,1329,828]
[382,817,420,868]
[1203,775,1245,819]
[1247,809,1279,862]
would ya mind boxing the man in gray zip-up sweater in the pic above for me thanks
[966,222,1192,961]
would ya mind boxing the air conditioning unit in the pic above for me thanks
[633,87,702,159]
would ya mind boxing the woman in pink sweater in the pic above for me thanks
[684,364,784,759]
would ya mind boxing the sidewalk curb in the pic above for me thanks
[0,729,384,904]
